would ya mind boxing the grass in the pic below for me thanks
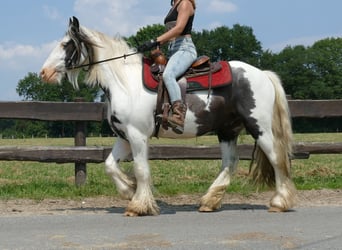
[0,133,341,200]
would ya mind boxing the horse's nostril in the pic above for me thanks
[40,68,50,82]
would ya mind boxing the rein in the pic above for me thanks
[67,51,140,70]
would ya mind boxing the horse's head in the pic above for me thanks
[40,16,93,88]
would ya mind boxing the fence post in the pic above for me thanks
[74,97,87,186]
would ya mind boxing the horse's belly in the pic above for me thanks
[157,129,198,139]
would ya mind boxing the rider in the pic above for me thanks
[138,0,197,134]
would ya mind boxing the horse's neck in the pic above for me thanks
[94,60,143,93]
[84,30,154,111]
[102,65,156,122]
[86,36,140,90]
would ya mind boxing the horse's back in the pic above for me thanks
[229,60,272,83]
[229,60,276,104]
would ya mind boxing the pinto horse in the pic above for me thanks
[41,17,296,216]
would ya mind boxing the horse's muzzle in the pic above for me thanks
[40,67,58,83]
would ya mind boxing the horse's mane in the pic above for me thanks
[67,24,142,90]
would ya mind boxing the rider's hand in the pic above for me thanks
[137,39,160,52]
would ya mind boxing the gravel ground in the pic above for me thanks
[1,189,341,216]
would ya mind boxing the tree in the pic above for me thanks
[259,49,277,70]
[5,71,103,138]
[16,72,99,102]
[261,38,342,132]
[268,45,315,98]
[263,38,342,100]
[126,24,166,55]
[127,24,263,65]
[306,38,342,99]
[227,24,263,65]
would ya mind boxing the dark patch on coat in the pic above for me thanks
[187,66,262,142]
[110,115,127,140]
[230,66,262,139]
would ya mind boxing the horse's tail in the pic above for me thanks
[252,71,293,187]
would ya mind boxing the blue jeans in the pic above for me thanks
[163,37,197,103]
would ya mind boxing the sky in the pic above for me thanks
[0,0,341,101]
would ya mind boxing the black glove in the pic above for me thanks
[137,39,160,52]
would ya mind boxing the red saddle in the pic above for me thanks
[142,58,232,92]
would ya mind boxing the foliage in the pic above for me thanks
[259,38,342,132]
[0,71,104,138]
[261,37,342,100]
[127,24,263,65]
[16,72,100,102]
[126,24,167,55]
[307,38,342,99]
[127,24,165,46]
[193,24,263,65]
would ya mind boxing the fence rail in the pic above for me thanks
[1,100,341,185]
[1,99,341,121]
[0,143,342,163]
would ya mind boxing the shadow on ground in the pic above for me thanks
[51,201,268,215]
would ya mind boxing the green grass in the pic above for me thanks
[0,133,341,200]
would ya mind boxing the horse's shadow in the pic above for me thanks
[52,200,268,215]
[157,201,268,215]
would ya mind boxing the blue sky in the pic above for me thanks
[1,0,341,101]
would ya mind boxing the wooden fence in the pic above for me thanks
[0,100,341,185]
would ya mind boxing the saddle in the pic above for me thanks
[143,51,232,92]
[143,49,233,134]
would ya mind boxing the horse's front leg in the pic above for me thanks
[105,137,136,200]
[124,128,159,216]
[199,139,239,212]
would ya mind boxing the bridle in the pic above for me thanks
[64,43,141,103]
[66,50,140,70]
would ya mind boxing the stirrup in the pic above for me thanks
[156,114,184,134]
[167,121,184,134]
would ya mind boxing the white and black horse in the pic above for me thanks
[41,17,296,216]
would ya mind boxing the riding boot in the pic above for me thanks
[167,100,187,134]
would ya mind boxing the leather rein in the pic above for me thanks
[66,51,140,70]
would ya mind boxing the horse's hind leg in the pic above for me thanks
[105,137,136,200]
[199,138,238,212]
[255,131,297,212]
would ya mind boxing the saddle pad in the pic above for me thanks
[142,58,232,92]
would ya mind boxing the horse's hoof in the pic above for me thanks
[124,210,139,217]
[199,205,214,212]
[268,206,286,212]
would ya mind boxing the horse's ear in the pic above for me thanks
[72,16,80,29]
[69,16,80,33]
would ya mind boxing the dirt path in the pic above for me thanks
[1,189,341,216]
